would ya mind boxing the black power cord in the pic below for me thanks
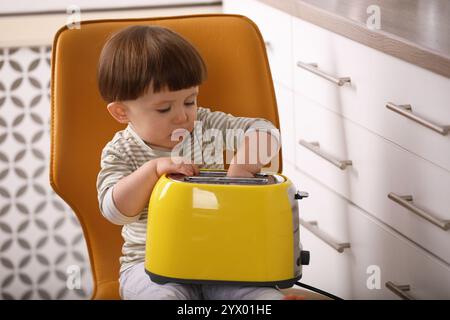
[295,281,343,300]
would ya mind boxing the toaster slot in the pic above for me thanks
[183,176,269,185]
[197,170,269,178]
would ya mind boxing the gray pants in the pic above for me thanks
[119,262,285,300]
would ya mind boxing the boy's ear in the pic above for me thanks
[107,102,129,124]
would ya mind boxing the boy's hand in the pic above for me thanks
[226,164,258,178]
[227,129,279,178]
[154,157,199,177]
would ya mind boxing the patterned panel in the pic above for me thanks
[0,47,92,299]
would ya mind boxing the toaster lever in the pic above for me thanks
[295,191,309,200]
[300,250,310,265]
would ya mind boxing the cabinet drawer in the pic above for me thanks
[284,162,352,299]
[293,93,450,264]
[292,17,450,171]
[223,0,293,89]
[285,161,450,299]
[274,83,295,164]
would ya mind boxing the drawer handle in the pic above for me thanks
[299,139,353,170]
[386,102,450,136]
[300,218,351,253]
[296,61,351,86]
[385,281,414,300]
[388,192,450,231]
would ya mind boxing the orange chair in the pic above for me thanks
[50,14,310,300]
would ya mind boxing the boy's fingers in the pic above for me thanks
[181,164,194,176]
[168,163,187,175]
[166,161,196,176]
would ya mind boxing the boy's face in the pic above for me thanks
[108,86,199,150]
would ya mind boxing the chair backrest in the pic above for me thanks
[50,14,282,299]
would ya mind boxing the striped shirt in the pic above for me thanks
[96,106,279,273]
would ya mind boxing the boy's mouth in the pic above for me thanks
[170,127,192,141]
[172,126,192,134]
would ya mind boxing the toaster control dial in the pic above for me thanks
[294,191,309,200]
[299,250,310,265]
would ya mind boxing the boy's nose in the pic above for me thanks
[172,107,188,124]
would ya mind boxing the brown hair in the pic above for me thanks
[97,25,207,103]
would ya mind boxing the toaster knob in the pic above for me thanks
[299,250,310,265]
[294,191,309,200]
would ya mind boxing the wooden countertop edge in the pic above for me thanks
[259,0,450,79]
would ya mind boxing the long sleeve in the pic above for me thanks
[196,106,280,154]
[96,144,141,225]
[101,186,141,225]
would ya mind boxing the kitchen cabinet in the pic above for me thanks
[223,0,450,299]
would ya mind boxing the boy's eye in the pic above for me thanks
[157,107,171,113]
[157,101,195,113]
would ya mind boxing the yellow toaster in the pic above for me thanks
[145,169,310,288]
